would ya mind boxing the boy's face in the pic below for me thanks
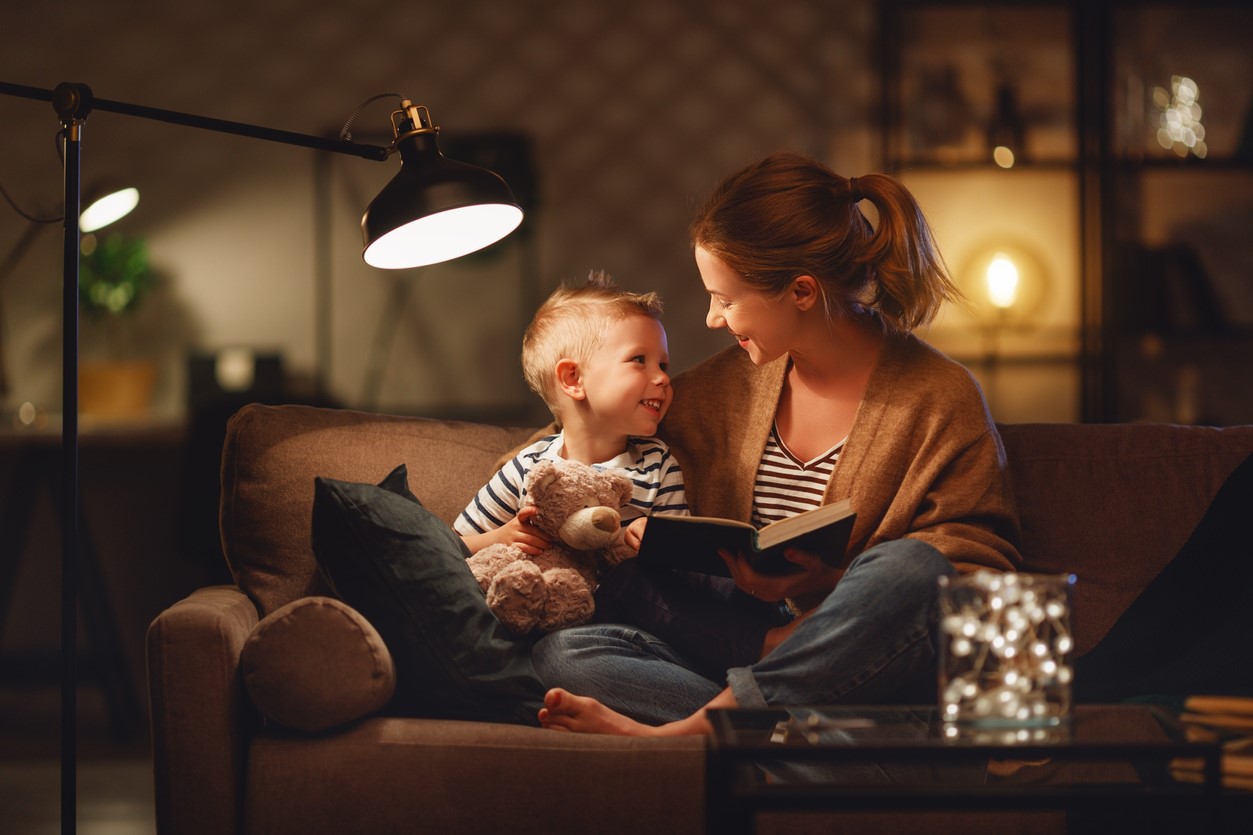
[575,314,672,438]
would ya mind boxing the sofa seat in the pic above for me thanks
[245,717,704,834]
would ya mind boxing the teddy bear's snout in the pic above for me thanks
[589,507,618,532]
[559,506,622,550]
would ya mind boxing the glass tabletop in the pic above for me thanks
[709,704,1203,758]
[707,704,1226,804]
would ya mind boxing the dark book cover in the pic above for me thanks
[636,500,855,577]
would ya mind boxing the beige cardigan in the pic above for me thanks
[657,336,1021,577]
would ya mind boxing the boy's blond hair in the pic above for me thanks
[522,270,664,421]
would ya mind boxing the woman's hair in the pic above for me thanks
[690,151,960,333]
[522,270,664,418]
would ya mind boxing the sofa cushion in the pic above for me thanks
[241,595,395,732]
[220,403,539,616]
[243,717,706,835]
[311,464,546,725]
[998,422,1253,655]
[1074,449,1253,700]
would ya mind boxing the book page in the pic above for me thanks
[756,498,854,551]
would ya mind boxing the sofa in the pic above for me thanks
[147,403,1253,834]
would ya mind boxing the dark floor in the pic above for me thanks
[0,687,155,835]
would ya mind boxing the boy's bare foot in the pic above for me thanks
[537,689,655,736]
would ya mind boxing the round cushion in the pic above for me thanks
[241,596,395,731]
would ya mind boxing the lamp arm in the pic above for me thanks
[1,80,392,162]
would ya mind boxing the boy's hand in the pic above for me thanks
[622,516,648,552]
[463,506,552,556]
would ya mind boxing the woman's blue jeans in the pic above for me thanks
[532,538,954,724]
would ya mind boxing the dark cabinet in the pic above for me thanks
[1093,2,1253,425]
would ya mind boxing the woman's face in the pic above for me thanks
[696,245,796,366]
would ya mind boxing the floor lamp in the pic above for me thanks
[0,80,524,834]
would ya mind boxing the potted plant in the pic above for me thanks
[78,232,160,418]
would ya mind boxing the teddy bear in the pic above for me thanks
[466,458,635,634]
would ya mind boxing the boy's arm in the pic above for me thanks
[652,451,689,516]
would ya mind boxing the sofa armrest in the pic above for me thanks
[147,585,259,835]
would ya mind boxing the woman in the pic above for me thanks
[534,152,1021,736]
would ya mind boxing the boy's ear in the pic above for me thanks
[791,275,821,312]
[555,358,585,400]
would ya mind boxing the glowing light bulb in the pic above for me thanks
[986,254,1020,309]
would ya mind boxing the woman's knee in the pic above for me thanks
[849,538,952,580]
[837,538,955,613]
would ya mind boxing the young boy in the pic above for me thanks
[454,271,687,555]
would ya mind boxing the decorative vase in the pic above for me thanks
[79,359,158,420]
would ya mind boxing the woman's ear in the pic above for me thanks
[790,275,821,312]
[555,358,585,400]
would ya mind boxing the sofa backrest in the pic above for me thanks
[219,403,1252,654]
[220,403,537,616]
[998,422,1252,654]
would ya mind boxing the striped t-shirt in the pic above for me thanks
[750,424,845,528]
[454,432,688,536]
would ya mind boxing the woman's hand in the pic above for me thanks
[461,506,552,556]
[718,546,840,602]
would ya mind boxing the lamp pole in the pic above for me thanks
[54,84,84,835]
[1,79,521,834]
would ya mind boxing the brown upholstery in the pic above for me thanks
[240,596,395,732]
[148,403,1253,835]
[998,422,1252,654]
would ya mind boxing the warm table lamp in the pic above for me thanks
[0,79,523,834]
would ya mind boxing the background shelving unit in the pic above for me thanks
[880,0,1253,424]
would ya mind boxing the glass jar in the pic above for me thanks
[938,571,1076,727]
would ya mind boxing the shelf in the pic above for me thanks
[881,0,1252,424]
[887,158,1077,173]
[1111,157,1253,172]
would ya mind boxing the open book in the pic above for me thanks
[636,498,855,577]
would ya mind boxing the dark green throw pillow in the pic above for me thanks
[311,464,545,725]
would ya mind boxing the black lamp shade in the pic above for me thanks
[361,131,524,269]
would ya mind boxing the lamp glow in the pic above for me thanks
[364,203,522,269]
[985,253,1020,309]
[80,186,138,233]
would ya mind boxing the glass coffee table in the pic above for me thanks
[706,704,1235,834]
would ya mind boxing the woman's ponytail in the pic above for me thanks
[851,173,961,334]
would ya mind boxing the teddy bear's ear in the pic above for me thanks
[527,460,561,497]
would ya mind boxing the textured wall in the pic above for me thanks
[1,0,878,420]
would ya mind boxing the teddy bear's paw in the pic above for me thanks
[600,540,637,568]
[537,568,595,632]
[486,561,545,634]
[466,544,525,592]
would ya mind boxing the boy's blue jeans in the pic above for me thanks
[532,538,954,724]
